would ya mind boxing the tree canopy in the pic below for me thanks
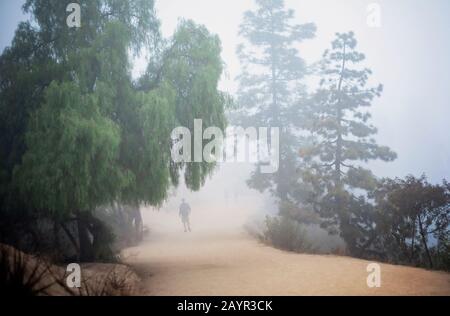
[234,0,316,201]
[0,0,227,261]
[297,32,397,251]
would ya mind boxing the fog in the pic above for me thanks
[139,0,450,232]
[0,0,449,296]
[141,162,273,235]
[0,0,447,234]
[3,0,447,234]
[152,0,450,184]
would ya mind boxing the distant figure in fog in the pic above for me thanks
[179,199,192,232]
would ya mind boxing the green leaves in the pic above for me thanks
[237,0,316,116]
[120,82,176,205]
[164,20,224,126]
[372,175,450,269]
[346,167,377,191]
[15,81,126,214]
[298,32,397,250]
[305,32,396,180]
[160,20,227,191]
[235,0,316,201]
[2,2,227,220]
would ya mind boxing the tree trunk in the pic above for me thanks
[418,216,433,268]
[410,216,416,263]
[133,206,143,244]
[53,221,60,254]
[334,43,347,218]
[76,211,94,262]
[60,221,80,257]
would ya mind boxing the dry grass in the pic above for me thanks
[0,243,143,296]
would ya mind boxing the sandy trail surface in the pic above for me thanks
[123,230,450,296]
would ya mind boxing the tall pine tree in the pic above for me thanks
[299,32,396,252]
[234,0,316,203]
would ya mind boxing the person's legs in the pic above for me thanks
[187,218,191,232]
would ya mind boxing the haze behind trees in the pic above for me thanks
[2,0,449,183]
[0,0,448,272]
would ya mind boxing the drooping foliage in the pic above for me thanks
[0,0,227,261]
[145,20,228,192]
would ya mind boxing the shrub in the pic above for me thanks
[261,216,315,253]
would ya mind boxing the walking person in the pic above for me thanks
[179,199,192,232]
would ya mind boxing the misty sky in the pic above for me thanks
[1,0,449,185]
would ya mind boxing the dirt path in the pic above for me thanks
[123,230,450,296]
